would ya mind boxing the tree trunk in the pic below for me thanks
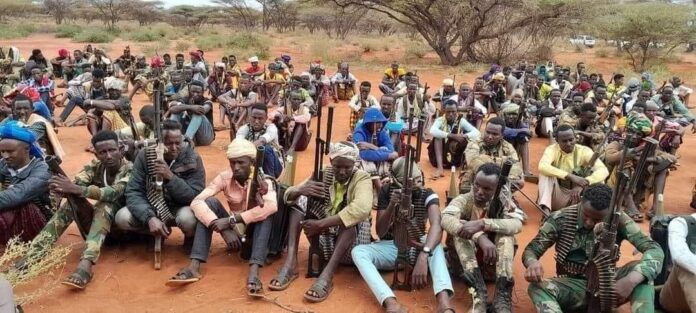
[432,43,459,66]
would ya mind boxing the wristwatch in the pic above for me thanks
[422,246,433,257]
[228,214,238,226]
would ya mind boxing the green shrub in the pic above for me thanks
[594,48,609,58]
[128,24,175,42]
[174,41,191,53]
[194,33,271,60]
[0,24,36,39]
[55,24,81,38]
[73,29,115,43]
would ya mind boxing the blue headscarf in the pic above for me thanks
[0,121,44,158]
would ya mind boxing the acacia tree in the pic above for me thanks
[169,5,214,32]
[608,3,695,71]
[214,0,259,31]
[41,0,77,24]
[88,0,135,30]
[332,0,586,65]
[0,0,33,23]
[130,0,163,26]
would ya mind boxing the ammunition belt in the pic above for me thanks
[145,146,174,223]
[557,261,586,277]
[307,168,335,261]
[554,207,578,267]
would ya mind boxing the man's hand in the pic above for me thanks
[411,253,429,289]
[450,133,467,144]
[389,189,402,207]
[567,174,589,188]
[615,271,644,304]
[148,217,170,238]
[252,139,266,147]
[569,186,583,204]
[299,181,325,198]
[387,151,399,161]
[301,219,325,237]
[221,230,242,251]
[152,160,174,181]
[49,175,82,195]
[356,142,379,151]
[476,235,497,264]
[524,260,544,283]
[210,218,231,232]
[457,220,485,239]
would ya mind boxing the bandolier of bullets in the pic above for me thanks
[145,145,174,224]
[307,167,336,262]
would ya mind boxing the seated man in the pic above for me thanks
[644,100,684,155]
[0,122,51,244]
[431,78,457,106]
[257,62,286,105]
[500,101,535,182]
[2,94,64,159]
[235,103,283,178]
[535,89,564,140]
[129,56,169,101]
[166,53,185,75]
[442,163,524,313]
[353,108,398,191]
[163,70,189,103]
[50,49,70,83]
[658,212,696,313]
[217,74,257,136]
[60,49,91,83]
[450,83,487,129]
[57,68,107,125]
[651,85,696,130]
[331,62,357,101]
[671,76,692,108]
[379,95,405,153]
[169,139,277,295]
[269,141,372,303]
[396,82,436,135]
[26,130,132,289]
[273,90,312,154]
[428,99,479,179]
[206,62,232,102]
[167,80,215,146]
[604,113,677,222]
[23,65,55,116]
[378,61,405,95]
[83,77,130,136]
[352,157,454,313]
[348,81,380,132]
[114,120,204,250]
[461,117,523,194]
[538,125,609,212]
[115,105,156,161]
[524,184,664,313]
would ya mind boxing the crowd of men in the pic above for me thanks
[1,45,696,313]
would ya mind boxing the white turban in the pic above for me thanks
[329,141,359,162]
[226,138,257,159]
[248,56,259,63]
[215,62,225,68]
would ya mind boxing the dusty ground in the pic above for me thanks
[2,33,696,313]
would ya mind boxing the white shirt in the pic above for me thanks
[429,116,480,140]
[348,94,380,113]
[449,94,488,115]
[236,123,279,146]
[668,213,696,274]
[395,95,435,131]
[330,72,356,84]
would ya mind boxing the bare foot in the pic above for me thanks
[384,298,408,313]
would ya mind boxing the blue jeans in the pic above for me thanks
[171,113,214,146]
[59,96,86,122]
[351,238,453,305]
[261,144,283,179]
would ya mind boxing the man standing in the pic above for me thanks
[461,117,523,194]
[168,139,277,295]
[442,163,523,313]
[26,130,132,289]
[428,100,479,179]
[0,121,51,244]
[524,184,664,313]
[269,142,372,303]
[167,80,215,147]
[537,124,609,212]
[352,158,454,313]
[115,120,203,247]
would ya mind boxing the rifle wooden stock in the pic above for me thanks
[392,110,416,291]
[585,139,632,312]
[446,166,459,205]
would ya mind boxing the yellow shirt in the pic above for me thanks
[538,143,609,184]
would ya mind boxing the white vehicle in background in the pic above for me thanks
[569,35,596,48]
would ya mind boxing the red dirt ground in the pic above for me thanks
[2,34,696,313]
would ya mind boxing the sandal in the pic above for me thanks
[61,268,93,289]
[303,278,333,303]
[268,269,298,291]
[247,276,264,298]
[165,268,201,287]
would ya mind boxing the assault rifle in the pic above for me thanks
[236,147,267,243]
[573,111,615,178]
[585,138,631,312]
[392,108,425,291]
[305,97,335,278]
[487,160,513,220]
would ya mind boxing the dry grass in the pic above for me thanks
[0,234,71,305]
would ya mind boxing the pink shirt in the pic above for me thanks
[191,169,277,227]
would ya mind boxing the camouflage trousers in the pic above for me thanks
[528,260,654,313]
[28,200,117,263]
[449,234,515,280]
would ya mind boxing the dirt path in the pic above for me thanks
[3,34,696,313]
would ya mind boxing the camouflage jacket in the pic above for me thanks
[441,191,523,239]
[464,138,523,181]
[522,205,664,281]
[74,159,133,207]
